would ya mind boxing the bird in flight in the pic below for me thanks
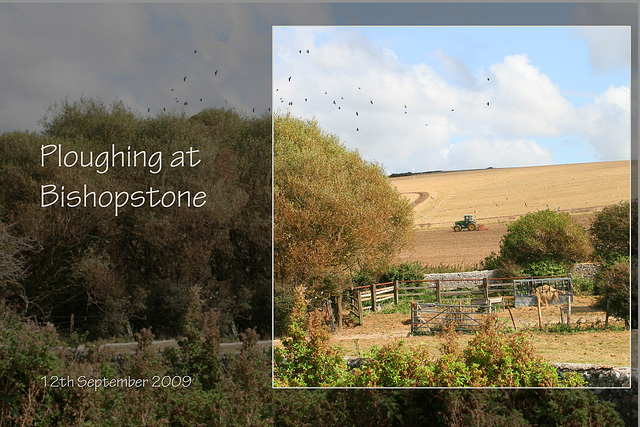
[288,76,292,82]
[370,100,374,105]
[214,70,218,76]
[194,50,197,54]
[486,102,490,106]
[183,76,187,82]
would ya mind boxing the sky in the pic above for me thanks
[0,2,636,175]
[273,26,631,173]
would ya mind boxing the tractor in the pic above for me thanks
[453,215,477,232]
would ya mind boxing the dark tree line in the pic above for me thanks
[0,97,271,339]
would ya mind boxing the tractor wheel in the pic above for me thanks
[468,222,477,231]
[453,225,461,232]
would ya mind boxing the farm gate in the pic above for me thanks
[410,301,496,334]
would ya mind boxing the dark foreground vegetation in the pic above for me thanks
[0,98,271,340]
[1,295,629,426]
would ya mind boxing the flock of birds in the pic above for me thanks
[276,47,493,133]
[146,49,265,116]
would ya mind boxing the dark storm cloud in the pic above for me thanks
[0,3,332,132]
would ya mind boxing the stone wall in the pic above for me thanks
[552,363,632,387]
[422,270,501,290]
[571,262,602,280]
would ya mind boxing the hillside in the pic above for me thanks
[392,160,633,266]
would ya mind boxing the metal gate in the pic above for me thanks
[411,302,494,335]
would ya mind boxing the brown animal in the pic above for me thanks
[534,285,559,306]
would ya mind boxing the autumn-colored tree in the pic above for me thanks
[274,112,413,299]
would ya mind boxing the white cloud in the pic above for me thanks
[571,26,631,74]
[577,85,630,161]
[487,54,580,137]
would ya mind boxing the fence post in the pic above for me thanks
[394,280,399,305]
[371,283,377,312]
[411,302,416,335]
[357,291,363,325]
[483,278,488,298]
[70,313,74,334]
[436,280,441,304]
[336,294,343,329]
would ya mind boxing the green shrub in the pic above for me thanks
[273,286,347,387]
[0,304,62,423]
[590,200,635,262]
[378,261,426,283]
[349,341,433,387]
[594,257,631,326]
[572,277,596,296]
[490,210,591,271]
[523,259,568,277]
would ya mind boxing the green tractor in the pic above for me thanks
[453,215,477,232]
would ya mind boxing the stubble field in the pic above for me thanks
[391,160,632,266]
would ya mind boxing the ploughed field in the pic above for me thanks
[391,160,632,266]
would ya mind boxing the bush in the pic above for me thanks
[572,277,596,296]
[494,210,592,269]
[273,286,347,387]
[594,257,631,326]
[590,200,636,262]
[378,261,426,283]
[523,259,568,277]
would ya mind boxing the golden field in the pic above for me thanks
[391,160,634,266]
[392,160,633,229]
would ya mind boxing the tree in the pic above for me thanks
[0,97,272,339]
[486,210,591,273]
[0,221,31,307]
[274,112,413,297]
[594,257,631,326]
[590,200,636,262]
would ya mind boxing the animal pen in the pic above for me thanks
[345,274,573,335]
